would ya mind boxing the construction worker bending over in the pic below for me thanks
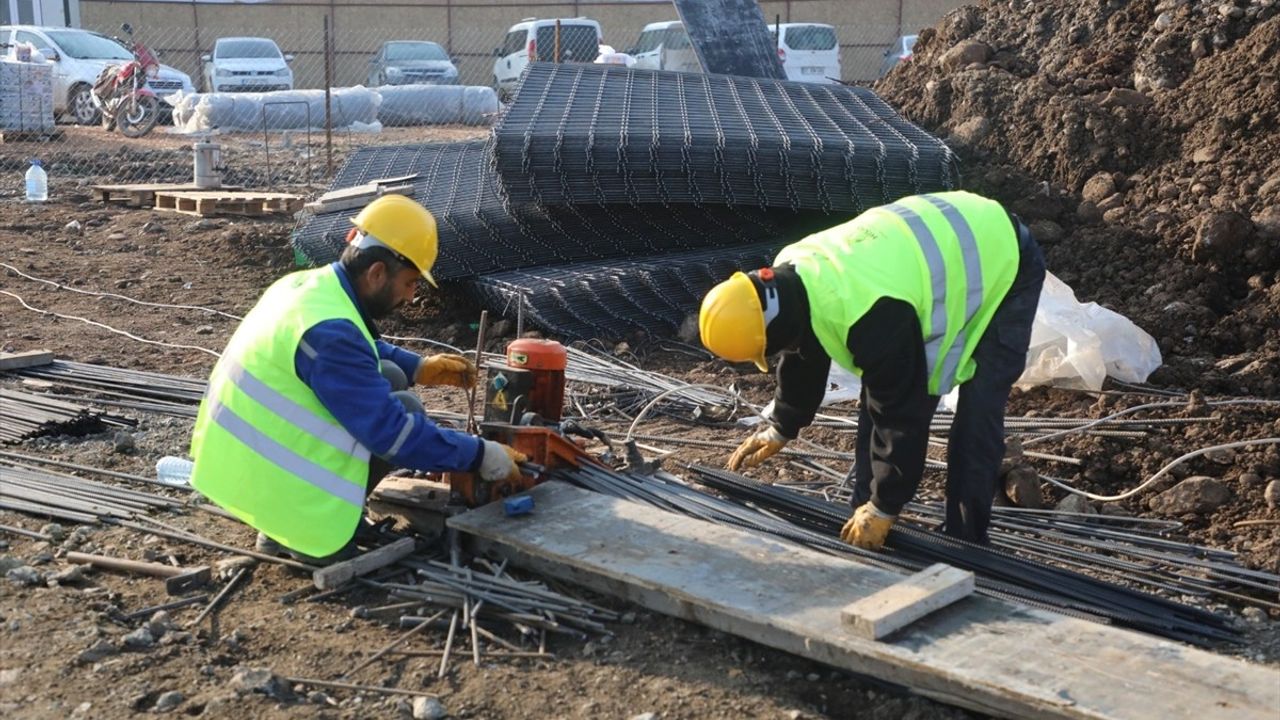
[189,195,525,564]
[699,191,1046,550]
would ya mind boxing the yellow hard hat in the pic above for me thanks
[350,194,439,287]
[699,271,768,372]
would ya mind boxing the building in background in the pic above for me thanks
[1,0,79,27]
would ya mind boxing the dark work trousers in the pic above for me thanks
[367,359,424,499]
[852,225,1046,544]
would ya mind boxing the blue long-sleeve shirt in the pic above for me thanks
[293,263,483,472]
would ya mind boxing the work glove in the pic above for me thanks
[477,439,528,483]
[416,353,477,389]
[840,503,897,550]
[727,425,788,472]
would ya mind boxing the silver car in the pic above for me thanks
[367,41,458,86]
[879,34,918,78]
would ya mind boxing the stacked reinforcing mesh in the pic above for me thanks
[291,63,961,340]
[470,243,783,340]
[489,63,959,213]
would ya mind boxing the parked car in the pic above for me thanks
[879,34,918,78]
[0,25,194,125]
[658,23,700,74]
[768,23,840,83]
[367,41,458,87]
[493,17,602,100]
[628,20,685,70]
[202,37,293,93]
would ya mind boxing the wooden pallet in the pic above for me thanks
[90,183,241,208]
[153,190,304,218]
[0,127,63,143]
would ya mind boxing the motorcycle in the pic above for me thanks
[91,24,162,139]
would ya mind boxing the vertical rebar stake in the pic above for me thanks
[465,310,488,434]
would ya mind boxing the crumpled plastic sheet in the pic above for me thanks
[375,85,499,126]
[168,86,380,132]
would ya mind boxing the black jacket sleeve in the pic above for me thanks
[769,333,832,439]
[847,298,938,515]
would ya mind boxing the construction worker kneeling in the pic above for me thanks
[188,195,525,565]
[700,191,1046,550]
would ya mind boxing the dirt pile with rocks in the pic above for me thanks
[876,0,1280,396]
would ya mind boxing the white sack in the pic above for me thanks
[170,86,381,133]
[375,85,499,126]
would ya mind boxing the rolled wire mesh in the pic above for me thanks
[291,139,838,279]
[468,243,782,339]
[490,63,959,212]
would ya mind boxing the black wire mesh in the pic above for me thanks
[491,63,960,211]
[291,140,838,279]
[468,243,783,340]
[672,0,787,78]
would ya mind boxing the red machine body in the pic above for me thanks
[484,339,568,424]
[450,339,588,507]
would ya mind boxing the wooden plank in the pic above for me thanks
[91,183,242,208]
[305,184,416,215]
[153,191,302,218]
[449,482,1280,720]
[312,536,417,590]
[0,350,54,371]
[841,563,974,640]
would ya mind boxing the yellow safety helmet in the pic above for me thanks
[350,194,439,287]
[699,271,769,372]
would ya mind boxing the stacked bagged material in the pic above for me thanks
[0,60,56,132]
[293,140,836,280]
[469,243,783,339]
[170,87,380,132]
[490,63,959,212]
[376,85,500,127]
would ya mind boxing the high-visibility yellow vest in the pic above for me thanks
[775,191,1020,395]
[189,267,376,557]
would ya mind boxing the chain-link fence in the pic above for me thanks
[1,16,919,189]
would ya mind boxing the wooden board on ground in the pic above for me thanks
[368,477,450,540]
[90,183,242,208]
[0,350,54,371]
[449,481,1280,720]
[153,190,304,217]
[0,127,64,143]
[841,562,974,640]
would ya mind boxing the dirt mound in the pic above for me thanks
[876,0,1280,396]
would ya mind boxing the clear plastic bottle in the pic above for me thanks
[24,159,47,202]
[155,456,195,486]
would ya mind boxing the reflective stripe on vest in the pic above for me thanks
[206,398,366,508]
[881,194,985,393]
[222,358,371,465]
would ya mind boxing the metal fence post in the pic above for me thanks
[324,13,335,179]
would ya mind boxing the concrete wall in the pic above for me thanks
[79,0,968,88]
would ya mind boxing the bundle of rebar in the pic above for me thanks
[292,140,835,280]
[470,243,783,339]
[11,360,207,418]
[492,64,958,212]
[551,462,1244,646]
[0,458,184,525]
[0,388,132,443]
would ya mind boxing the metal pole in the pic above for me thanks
[323,13,334,179]
[554,20,561,64]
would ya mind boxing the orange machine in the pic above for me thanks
[448,339,599,506]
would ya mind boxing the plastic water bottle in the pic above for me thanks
[156,456,195,486]
[24,159,47,202]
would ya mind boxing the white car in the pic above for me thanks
[0,25,194,125]
[202,37,293,93]
[492,17,601,101]
[768,23,841,83]
[629,20,684,70]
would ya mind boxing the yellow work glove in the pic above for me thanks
[727,425,788,472]
[478,440,528,483]
[839,503,897,550]
[416,353,477,389]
